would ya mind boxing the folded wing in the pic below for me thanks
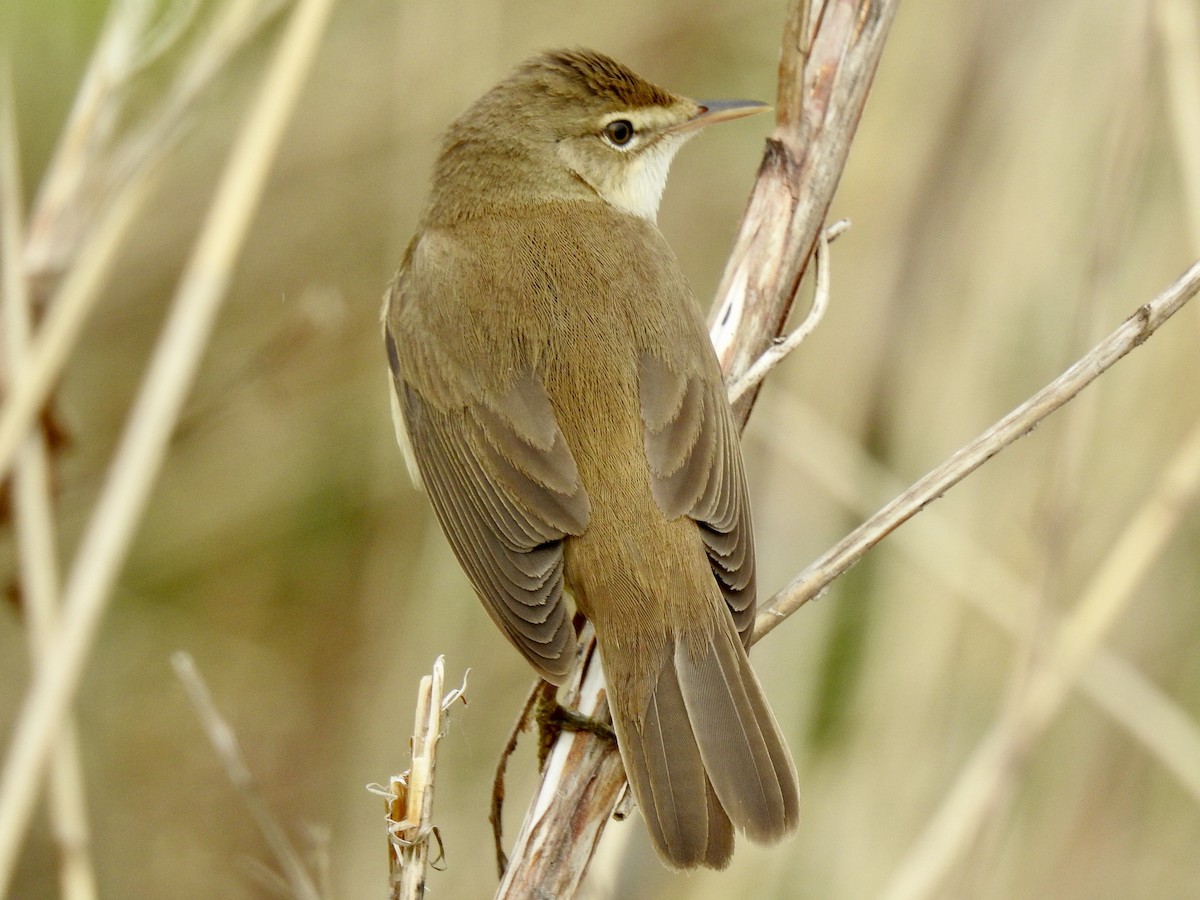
[387,329,590,683]
[638,353,756,641]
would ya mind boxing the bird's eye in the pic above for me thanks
[602,119,635,147]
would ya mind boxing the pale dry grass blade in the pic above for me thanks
[0,0,338,889]
[21,0,159,278]
[1156,0,1200,256]
[760,391,1200,803]
[1,0,290,483]
[878,419,1200,900]
[25,0,282,281]
[103,0,290,216]
[0,69,99,900]
[0,170,153,481]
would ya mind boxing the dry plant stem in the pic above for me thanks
[0,170,153,481]
[763,393,1200,803]
[171,653,321,900]
[496,634,625,900]
[19,0,157,279]
[756,258,1200,637]
[24,0,281,281]
[879,418,1200,900]
[388,658,446,900]
[493,2,897,895]
[0,0,286,482]
[102,0,291,231]
[0,0,337,890]
[712,0,900,428]
[1,74,98,900]
[726,218,847,406]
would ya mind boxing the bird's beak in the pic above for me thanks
[668,99,771,134]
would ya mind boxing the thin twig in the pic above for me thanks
[755,258,1200,636]
[761,391,1200,802]
[489,681,544,877]
[172,653,322,900]
[0,0,337,889]
[727,218,848,405]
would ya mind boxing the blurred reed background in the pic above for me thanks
[2,0,1198,897]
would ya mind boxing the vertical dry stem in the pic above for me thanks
[387,657,460,900]
[0,71,98,900]
[0,0,337,890]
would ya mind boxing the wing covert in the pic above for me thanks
[638,353,756,642]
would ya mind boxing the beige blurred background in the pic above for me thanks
[3,0,1199,897]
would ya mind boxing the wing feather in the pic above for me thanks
[394,368,588,682]
[638,353,756,642]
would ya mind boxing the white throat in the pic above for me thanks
[597,134,692,222]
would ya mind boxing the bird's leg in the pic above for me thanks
[533,682,616,769]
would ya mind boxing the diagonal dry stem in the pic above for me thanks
[755,258,1200,635]
[761,391,1200,803]
[878,417,1200,900]
[172,653,322,900]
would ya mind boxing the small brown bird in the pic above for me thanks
[383,48,799,869]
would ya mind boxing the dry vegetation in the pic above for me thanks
[2,0,1199,898]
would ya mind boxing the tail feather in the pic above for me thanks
[702,770,735,865]
[675,629,800,842]
[608,622,798,869]
[615,650,731,868]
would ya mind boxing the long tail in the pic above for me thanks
[606,622,800,869]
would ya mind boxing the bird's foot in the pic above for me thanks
[533,686,615,767]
